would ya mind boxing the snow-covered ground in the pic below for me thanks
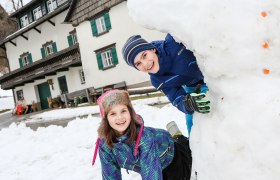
[0,96,14,111]
[0,96,186,180]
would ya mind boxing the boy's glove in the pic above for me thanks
[183,85,210,113]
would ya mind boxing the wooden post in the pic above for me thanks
[63,94,68,108]
[86,88,93,103]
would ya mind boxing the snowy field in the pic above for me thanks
[0,96,187,180]
[0,96,14,111]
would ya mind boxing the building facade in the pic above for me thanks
[0,0,164,110]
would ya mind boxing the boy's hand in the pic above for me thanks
[183,85,210,113]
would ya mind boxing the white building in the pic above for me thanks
[0,0,164,110]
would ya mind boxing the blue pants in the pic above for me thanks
[182,85,208,136]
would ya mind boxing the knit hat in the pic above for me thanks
[92,90,144,166]
[122,35,156,68]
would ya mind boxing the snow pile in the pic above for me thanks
[0,99,185,180]
[128,0,280,179]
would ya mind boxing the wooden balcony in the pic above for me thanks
[0,43,81,90]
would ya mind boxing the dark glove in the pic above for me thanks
[183,85,210,113]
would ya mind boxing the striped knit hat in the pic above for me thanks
[122,35,156,68]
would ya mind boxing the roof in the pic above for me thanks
[0,1,71,46]
[64,0,125,26]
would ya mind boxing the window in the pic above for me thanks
[19,53,32,68]
[67,30,78,47]
[79,69,86,84]
[45,44,53,56]
[16,90,24,101]
[47,0,57,13]
[96,16,106,34]
[20,14,29,27]
[41,41,57,58]
[101,50,113,68]
[90,12,112,37]
[33,6,42,20]
[96,46,118,70]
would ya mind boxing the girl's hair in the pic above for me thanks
[99,105,140,149]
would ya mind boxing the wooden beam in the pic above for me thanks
[48,19,55,26]
[9,40,16,46]
[34,27,41,34]
[21,34,28,40]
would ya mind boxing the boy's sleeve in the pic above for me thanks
[161,86,193,114]
[99,145,122,180]
[139,135,163,179]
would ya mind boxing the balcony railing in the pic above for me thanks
[0,43,81,90]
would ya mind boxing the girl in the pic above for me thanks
[92,89,192,180]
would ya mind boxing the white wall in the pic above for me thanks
[5,10,74,71]
[76,1,166,89]
[13,67,86,105]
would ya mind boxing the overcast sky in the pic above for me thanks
[0,0,32,13]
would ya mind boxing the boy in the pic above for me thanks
[122,34,210,135]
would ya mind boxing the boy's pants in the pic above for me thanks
[182,85,208,136]
[162,135,192,180]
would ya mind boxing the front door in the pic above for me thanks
[38,82,51,110]
[58,76,68,94]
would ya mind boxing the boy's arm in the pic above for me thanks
[161,86,210,114]
[161,86,193,114]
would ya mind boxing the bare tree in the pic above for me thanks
[10,0,23,11]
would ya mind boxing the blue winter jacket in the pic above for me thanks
[150,34,205,114]
[99,126,174,180]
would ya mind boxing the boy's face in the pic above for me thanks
[134,49,159,74]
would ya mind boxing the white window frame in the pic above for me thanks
[22,55,29,66]
[33,6,42,20]
[79,69,85,84]
[95,16,106,34]
[20,14,29,27]
[47,0,57,13]
[44,44,53,56]
[101,50,113,68]
[16,90,24,101]
[71,32,78,44]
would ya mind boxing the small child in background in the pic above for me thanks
[122,34,210,135]
[92,89,192,180]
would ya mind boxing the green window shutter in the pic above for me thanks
[18,58,23,68]
[27,53,33,63]
[67,35,73,47]
[96,53,103,70]
[111,48,118,65]
[104,13,111,30]
[52,42,57,53]
[41,47,46,59]
[90,20,98,36]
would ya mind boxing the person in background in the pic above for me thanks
[92,89,192,180]
[122,34,210,136]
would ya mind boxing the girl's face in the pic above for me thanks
[107,104,131,135]
[134,49,159,74]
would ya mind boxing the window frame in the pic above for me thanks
[95,16,106,34]
[16,90,24,101]
[100,49,114,68]
[95,43,118,70]
[43,42,54,56]
[79,69,86,84]
[47,0,57,13]
[33,6,42,20]
[20,14,29,27]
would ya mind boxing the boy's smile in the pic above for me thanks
[134,49,159,74]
